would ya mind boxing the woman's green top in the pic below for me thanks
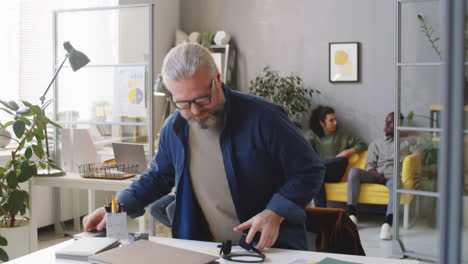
[303,130,367,160]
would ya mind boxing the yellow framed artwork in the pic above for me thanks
[329,42,360,83]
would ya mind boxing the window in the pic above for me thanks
[0,0,117,134]
[19,0,118,106]
[0,1,19,124]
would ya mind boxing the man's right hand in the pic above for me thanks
[82,207,107,232]
[368,169,386,184]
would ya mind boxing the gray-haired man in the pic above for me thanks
[83,43,324,250]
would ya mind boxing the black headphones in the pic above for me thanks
[218,233,265,263]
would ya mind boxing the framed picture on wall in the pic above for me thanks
[329,42,360,83]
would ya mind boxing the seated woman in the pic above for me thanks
[304,105,367,207]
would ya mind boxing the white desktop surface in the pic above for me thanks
[28,173,143,252]
[9,236,420,264]
[31,172,135,191]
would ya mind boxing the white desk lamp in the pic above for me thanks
[39,41,90,176]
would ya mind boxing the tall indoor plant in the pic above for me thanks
[249,67,320,128]
[0,100,62,261]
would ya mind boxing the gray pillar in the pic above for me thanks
[437,0,465,263]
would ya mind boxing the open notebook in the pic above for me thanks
[55,237,119,261]
[88,240,217,264]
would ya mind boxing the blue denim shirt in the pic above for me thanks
[117,85,324,250]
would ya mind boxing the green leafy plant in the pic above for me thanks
[249,67,320,127]
[0,235,6,262]
[199,32,215,48]
[0,99,62,261]
[406,110,435,126]
[417,14,442,59]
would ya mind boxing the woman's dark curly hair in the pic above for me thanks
[309,105,335,137]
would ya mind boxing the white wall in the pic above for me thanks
[180,0,396,143]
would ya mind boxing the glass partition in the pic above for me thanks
[53,5,153,170]
[399,0,441,64]
[397,195,438,260]
[396,0,467,261]
[398,130,439,193]
[400,67,441,129]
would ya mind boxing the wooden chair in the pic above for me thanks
[305,207,365,255]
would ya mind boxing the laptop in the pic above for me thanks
[112,143,148,174]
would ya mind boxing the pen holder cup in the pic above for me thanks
[106,212,128,240]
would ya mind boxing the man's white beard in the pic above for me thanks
[188,113,218,129]
[182,93,225,129]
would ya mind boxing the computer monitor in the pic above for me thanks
[112,143,148,174]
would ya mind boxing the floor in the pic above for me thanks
[36,213,441,263]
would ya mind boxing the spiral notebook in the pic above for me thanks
[88,240,217,264]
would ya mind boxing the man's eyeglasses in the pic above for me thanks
[217,233,265,263]
[171,80,214,109]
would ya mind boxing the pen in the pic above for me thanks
[111,196,116,213]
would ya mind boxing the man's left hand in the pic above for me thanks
[233,209,284,250]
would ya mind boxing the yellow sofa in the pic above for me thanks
[324,151,421,229]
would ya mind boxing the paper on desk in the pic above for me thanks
[288,259,317,264]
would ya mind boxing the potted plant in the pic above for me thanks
[249,67,320,128]
[0,99,62,261]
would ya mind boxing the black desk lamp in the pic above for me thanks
[39,41,90,176]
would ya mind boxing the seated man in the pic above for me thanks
[346,112,418,240]
[304,105,367,207]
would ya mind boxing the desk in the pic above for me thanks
[9,236,420,264]
[28,173,144,252]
